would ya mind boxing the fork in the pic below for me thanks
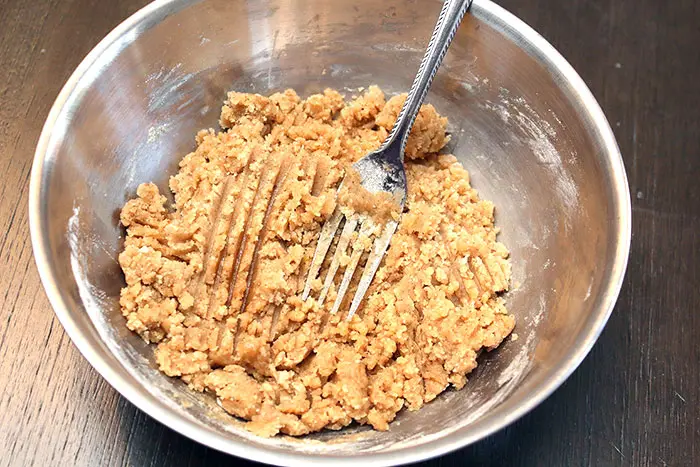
[302,0,474,319]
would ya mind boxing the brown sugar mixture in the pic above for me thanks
[119,86,514,437]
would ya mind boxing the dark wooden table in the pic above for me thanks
[1,0,698,465]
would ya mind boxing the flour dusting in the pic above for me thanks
[147,122,170,143]
[483,91,579,210]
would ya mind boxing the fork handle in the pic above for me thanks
[383,0,473,158]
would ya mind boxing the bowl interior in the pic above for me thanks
[32,0,628,463]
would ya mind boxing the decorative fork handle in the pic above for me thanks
[382,0,473,158]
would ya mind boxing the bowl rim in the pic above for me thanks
[29,0,631,465]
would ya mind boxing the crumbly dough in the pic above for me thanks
[119,86,514,437]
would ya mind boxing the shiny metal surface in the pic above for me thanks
[28,0,631,465]
[305,0,472,319]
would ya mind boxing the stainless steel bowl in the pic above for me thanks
[29,0,631,465]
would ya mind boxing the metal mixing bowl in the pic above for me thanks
[29,0,631,464]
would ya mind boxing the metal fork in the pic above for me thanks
[302,0,474,319]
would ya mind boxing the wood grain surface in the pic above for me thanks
[1,0,698,465]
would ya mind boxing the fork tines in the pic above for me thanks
[301,208,398,319]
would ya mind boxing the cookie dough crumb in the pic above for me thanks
[119,86,514,437]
